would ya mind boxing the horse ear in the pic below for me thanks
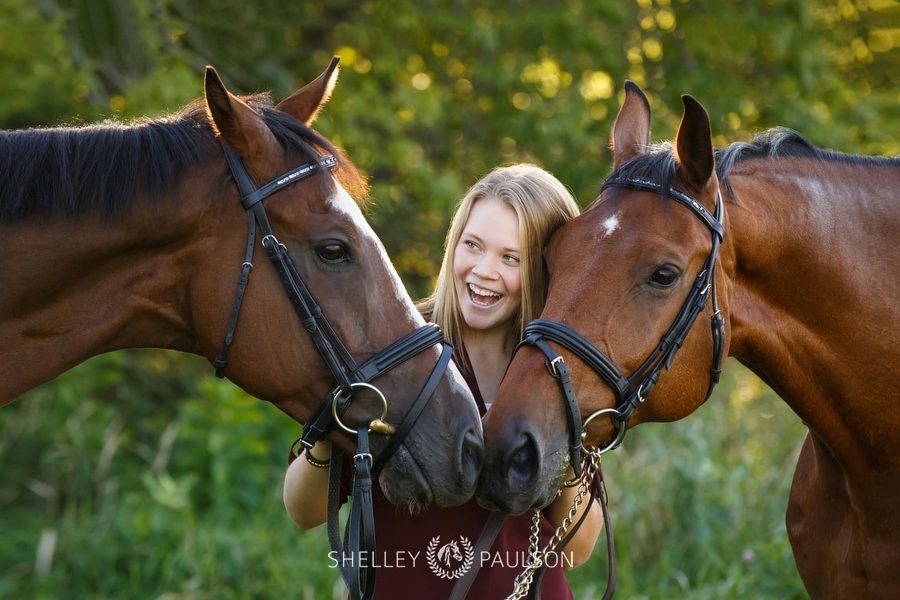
[204,66,275,158]
[611,80,651,168]
[275,56,340,125]
[675,95,715,190]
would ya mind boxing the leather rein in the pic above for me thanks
[214,142,453,600]
[508,176,726,599]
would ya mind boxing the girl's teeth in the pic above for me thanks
[469,284,499,297]
[467,283,501,307]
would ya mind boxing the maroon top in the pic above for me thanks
[295,354,574,600]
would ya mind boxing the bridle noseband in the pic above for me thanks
[516,176,726,473]
[214,142,454,600]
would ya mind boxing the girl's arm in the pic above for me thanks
[544,466,604,569]
[283,440,332,529]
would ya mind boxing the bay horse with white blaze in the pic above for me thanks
[0,58,482,509]
[479,81,899,598]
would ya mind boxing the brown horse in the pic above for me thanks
[0,59,482,509]
[479,82,900,598]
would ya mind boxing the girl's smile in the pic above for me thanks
[453,196,522,333]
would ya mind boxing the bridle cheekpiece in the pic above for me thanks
[214,141,454,600]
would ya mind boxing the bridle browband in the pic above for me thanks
[516,176,726,473]
[214,141,453,600]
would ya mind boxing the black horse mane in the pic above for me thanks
[0,93,361,221]
[600,126,896,200]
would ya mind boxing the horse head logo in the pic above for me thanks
[426,535,473,579]
[437,540,463,567]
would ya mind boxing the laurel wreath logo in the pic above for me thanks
[426,535,474,579]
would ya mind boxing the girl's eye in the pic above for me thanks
[648,265,681,288]
[316,242,351,264]
[463,240,478,250]
[503,254,520,264]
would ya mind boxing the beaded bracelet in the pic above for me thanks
[304,448,330,469]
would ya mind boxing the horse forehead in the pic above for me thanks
[588,191,702,241]
[598,211,622,239]
[550,206,630,263]
[546,202,657,293]
[324,181,374,237]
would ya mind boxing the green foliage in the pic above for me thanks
[3,0,895,293]
[568,364,808,598]
[2,0,897,597]
[1,358,807,598]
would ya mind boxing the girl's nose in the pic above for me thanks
[472,256,499,279]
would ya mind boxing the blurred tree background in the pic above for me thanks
[1,0,896,598]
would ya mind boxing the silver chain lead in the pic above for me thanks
[505,450,603,600]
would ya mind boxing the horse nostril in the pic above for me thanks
[506,433,540,493]
[458,427,484,490]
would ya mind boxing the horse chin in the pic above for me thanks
[378,444,434,507]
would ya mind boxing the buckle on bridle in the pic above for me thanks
[546,355,565,377]
[353,451,373,465]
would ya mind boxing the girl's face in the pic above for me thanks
[453,197,523,334]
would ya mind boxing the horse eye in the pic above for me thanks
[316,242,350,264]
[649,265,680,288]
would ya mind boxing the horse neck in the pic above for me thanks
[0,176,218,403]
[723,157,900,463]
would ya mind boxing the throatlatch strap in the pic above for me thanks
[213,210,257,377]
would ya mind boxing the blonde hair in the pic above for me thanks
[419,164,580,357]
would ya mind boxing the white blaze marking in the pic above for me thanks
[600,213,621,238]
[328,182,472,393]
[328,183,423,326]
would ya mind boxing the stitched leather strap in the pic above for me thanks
[524,337,583,479]
[327,430,377,600]
[371,341,453,477]
[213,210,257,378]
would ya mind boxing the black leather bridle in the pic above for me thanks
[498,177,726,600]
[213,142,454,600]
[515,176,726,474]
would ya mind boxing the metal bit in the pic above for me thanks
[368,419,396,435]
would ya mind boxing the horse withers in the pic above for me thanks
[478,81,900,598]
[0,59,482,509]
